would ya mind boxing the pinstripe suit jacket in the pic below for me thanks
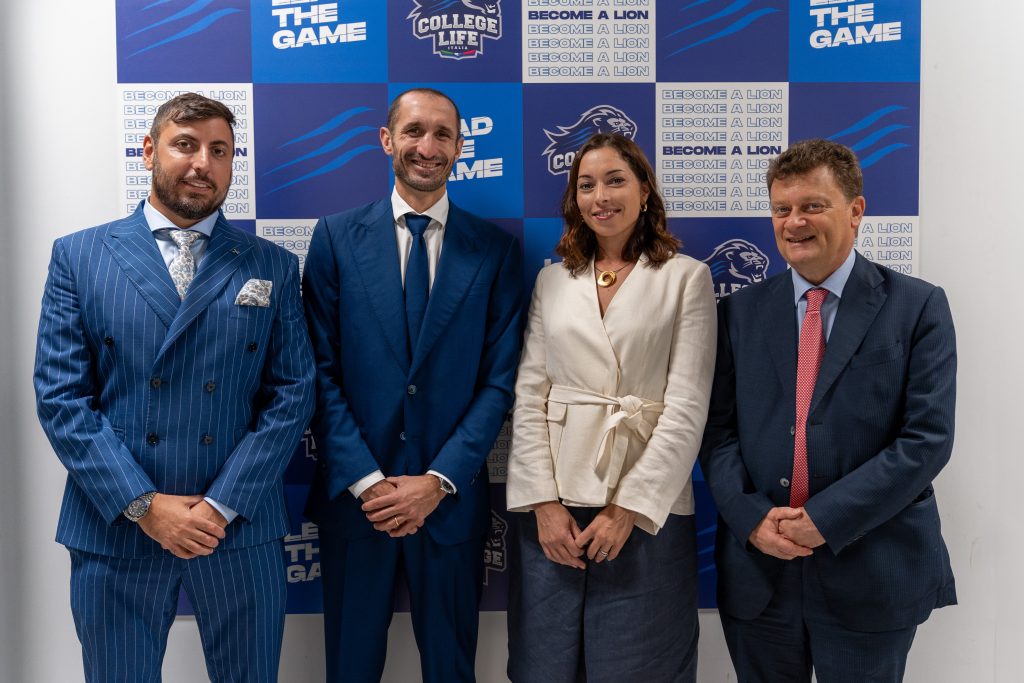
[35,202,316,558]
[700,253,957,632]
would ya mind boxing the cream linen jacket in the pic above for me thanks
[507,254,717,534]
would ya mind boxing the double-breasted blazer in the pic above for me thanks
[35,202,316,557]
[507,254,717,534]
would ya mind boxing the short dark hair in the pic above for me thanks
[149,92,236,143]
[766,138,863,200]
[386,88,462,137]
[556,133,679,276]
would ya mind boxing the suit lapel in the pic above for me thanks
[157,214,252,359]
[410,204,485,375]
[350,200,410,372]
[761,273,798,409]
[810,253,885,413]
[103,204,180,329]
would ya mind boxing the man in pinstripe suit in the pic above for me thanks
[34,93,315,682]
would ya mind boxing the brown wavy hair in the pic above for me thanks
[556,133,679,276]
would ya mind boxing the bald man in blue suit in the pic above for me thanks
[35,93,315,682]
[700,139,956,683]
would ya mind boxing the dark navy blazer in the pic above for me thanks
[35,202,316,557]
[700,252,957,632]
[302,198,524,546]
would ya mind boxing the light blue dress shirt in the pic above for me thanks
[791,248,857,342]
[143,199,238,523]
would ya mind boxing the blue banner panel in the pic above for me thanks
[116,0,252,83]
[789,0,920,83]
[523,83,655,218]
[254,83,389,218]
[789,82,920,215]
[388,0,522,82]
[250,0,387,83]
[656,0,788,83]
[670,217,785,301]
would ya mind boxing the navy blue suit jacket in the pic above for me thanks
[700,253,957,632]
[35,203,316,557]
[302,198,524,545]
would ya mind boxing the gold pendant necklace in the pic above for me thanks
[596,262,631,288]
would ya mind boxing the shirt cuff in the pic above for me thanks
[349,470,386,499]
[204,497,238,524]
[427,470,457,495]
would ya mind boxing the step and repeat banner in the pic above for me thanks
[114,0,921,613]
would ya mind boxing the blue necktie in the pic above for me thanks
[404,213,431,355]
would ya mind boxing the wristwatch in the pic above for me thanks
[124,491,156,522]
[437,476,456,496]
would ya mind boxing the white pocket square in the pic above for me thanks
[235,279,272,307]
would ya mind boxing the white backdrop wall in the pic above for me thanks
[1,2,1021,681]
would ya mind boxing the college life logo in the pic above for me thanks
[702,238,770,300]
[408,0,502,60]
[542,106,637,176]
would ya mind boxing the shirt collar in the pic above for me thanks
[791,248,857,305]
[390,187,449,229]
[143,198,219,238]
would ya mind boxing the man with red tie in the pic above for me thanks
[700,138,957,682]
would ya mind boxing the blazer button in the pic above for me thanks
[247,342,258,352]
[400,431,406,441]
[103,336,114,347]
[780,478,790,488]
[205,381,216,393]
[407,385,417,395]
[150,377,162,389]
[146,433,159,446]
[789,425,796,436]
[200,434,214,445]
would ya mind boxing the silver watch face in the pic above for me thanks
[126,493,154,521]
[440,479,456,495]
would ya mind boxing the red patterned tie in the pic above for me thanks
[790,288,827,508]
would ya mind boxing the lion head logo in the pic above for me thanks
[408,0,502,60]
[542,105,638,176]
[702,239,770,298]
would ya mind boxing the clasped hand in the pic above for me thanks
[361,475,446,538]
[748,506,825,560]
[138,494,228,560]
[533,502,636,569]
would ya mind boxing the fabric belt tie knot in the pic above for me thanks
[547,384,663,490]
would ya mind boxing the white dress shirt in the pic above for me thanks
[143,198,238,523]
[348,189,457,500]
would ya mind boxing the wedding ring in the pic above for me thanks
[392,516,401,529]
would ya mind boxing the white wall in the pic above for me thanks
[1,2,1020,681]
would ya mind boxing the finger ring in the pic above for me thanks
[598,549,609,558]
[392,516,401,529]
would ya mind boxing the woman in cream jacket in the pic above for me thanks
[506,133,717,683]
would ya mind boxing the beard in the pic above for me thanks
[393,152,451,194]
[151,156,228,221]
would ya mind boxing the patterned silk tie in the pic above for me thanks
[404,214,431,354]
[790,287,828,508]
[167,229,202,300]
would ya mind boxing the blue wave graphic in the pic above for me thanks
[142,0,176,9]
[826,106,912,169]
[859,143,911,169]
[127,0,216,38]
[281,107,375,148]
[265,126,377,175]
[848,124,909,153]
[270,145,380,194]
[680,0,716,10]
[666,0,754,38]
[666,7,780,57]
[826,105,906,140]
[128,8,241,56]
